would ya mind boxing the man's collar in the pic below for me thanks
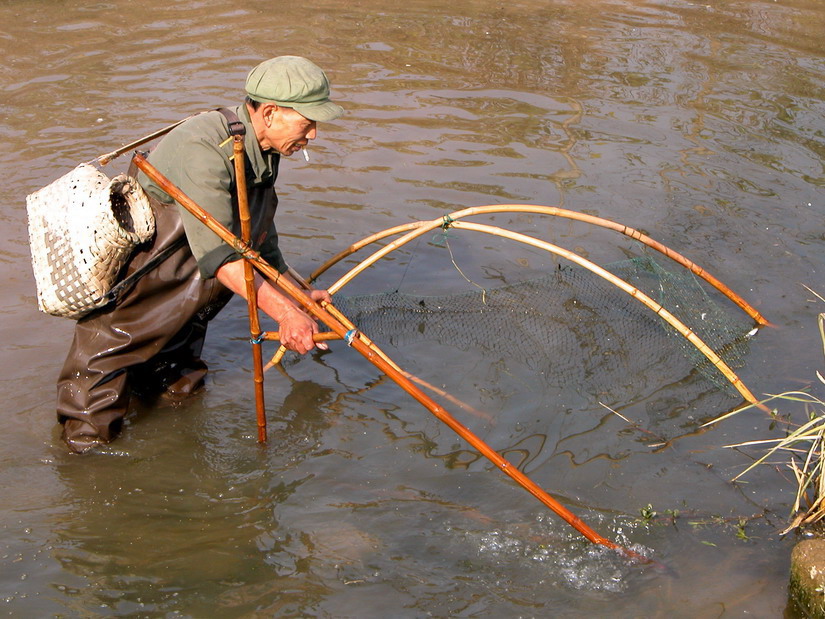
[237,104,275,183]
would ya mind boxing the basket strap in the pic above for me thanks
[101,236,187,304]
[217,107,246,137]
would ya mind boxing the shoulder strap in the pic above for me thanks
[217,107,246,137]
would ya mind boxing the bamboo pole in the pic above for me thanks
[95,115,198,166]
[233,137,268,442]
[308,205,769,327]
[262,331,341,343]
[263,330,493,422]
[282,266,407,375]
[132,152,639,558]
[276,267,494,420]
[269,268,493,418]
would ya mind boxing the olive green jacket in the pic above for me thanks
[137,104,288,278]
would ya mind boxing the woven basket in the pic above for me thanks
[27,163,155,319]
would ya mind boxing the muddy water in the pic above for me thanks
[2,0,824,616]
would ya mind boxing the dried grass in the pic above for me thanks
[704,306,825,535]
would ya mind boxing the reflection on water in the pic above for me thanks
[2,0,824,616]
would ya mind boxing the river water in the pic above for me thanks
[2,0,824,616]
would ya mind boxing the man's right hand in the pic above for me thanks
[216,260,328,354]
[277,306,326,354]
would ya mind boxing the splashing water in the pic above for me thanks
[464,512,655,594]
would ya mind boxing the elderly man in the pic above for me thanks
[56,56,343,453]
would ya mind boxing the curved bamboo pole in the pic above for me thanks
[308,205,769,327]
[308,221,426,285]
[133,153,641,559]
[327,223,436,296]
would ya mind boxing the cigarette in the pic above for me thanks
[302,147,310,162]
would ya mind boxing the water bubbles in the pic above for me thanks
[463,512,653,595]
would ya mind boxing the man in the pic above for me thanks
[56,56,343,453]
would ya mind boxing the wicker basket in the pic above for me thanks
[26,163,155,319]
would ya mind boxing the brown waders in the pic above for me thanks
[56,190,233,453]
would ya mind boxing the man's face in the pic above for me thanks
[261,106,317,157]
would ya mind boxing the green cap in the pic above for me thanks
[245,56,344,122]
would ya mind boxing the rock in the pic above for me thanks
[790,538,825,618]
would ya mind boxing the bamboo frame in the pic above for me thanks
[132,152,644,560]
[269,205,767,408]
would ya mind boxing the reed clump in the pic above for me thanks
[709,306,825,534]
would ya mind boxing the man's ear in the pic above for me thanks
[264,104,281,125]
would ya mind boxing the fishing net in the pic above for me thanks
[328,252,755,405]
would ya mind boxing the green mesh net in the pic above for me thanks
[328,253,755,403]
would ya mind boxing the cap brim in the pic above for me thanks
[292,100,345,122]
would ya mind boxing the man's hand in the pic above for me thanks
[215,260,330,354]
[309,289,332,305]
[277,306,324,354]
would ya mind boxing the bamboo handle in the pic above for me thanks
[263,331,341,342]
